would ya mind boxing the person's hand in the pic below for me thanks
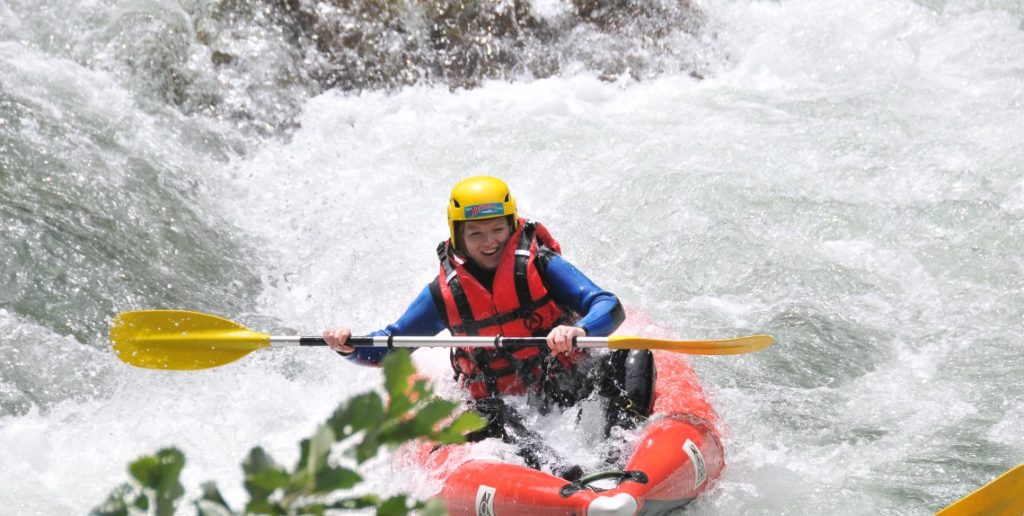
[323,326,354,354]
[546,325,585,355]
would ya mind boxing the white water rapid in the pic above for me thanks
[2,0,1022,514]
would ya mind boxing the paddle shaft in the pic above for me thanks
[276,335,604,349]
[111,310,773,370]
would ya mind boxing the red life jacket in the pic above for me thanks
[433,219,586,399]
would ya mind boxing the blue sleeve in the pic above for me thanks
[542,254,625,337]
[345,284,446,366]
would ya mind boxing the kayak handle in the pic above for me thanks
[560,470,650,497]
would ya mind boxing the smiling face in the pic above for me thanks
[459,217,513,271]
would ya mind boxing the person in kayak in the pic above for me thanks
[323,176,655,477]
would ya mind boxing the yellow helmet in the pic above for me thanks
[447,176,517,248]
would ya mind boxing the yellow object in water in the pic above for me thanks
[936,464,1024,516]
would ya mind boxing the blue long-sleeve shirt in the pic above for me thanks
[346,253,624,366]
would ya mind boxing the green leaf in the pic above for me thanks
[128,455,162,488]
[243,447,280,476]
[242,447,286,501]
[379,398,461,446]
[409,378,431,404]
[291,502,326,515]
[327,392,385,439]
[411,399,459,434]
[354,429,381,464]
[197,481,230,509]
[288,424,336,497]
[99,346,476,516]
[382,350,415,396]
[89,482,134,516]
[152,449,186,516]
[418,498,448,516]
[303,425,335,475]
[195,485,235,516]
[328,494,381,510]
[313,466,362,493]
[433,411,488,444]
[377,495,412,516]
[286,469,312,494]
[123,448,185,516]
[382,350,416,418]
[386,393,415,422]
[132,494,149,511]
[244,499,286,515]
[246,469,291,495]
[380,420,424,444]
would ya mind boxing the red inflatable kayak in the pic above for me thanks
[413,350,724,515]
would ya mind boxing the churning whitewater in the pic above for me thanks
[2,0,1023,514]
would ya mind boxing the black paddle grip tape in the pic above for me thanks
[501,338,549,347]
[299,336,373,347]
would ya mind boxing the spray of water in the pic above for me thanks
[1,0,1022,513]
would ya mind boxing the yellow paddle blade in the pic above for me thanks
[608,334,773,355]
[937,464,1024,516]
[111,310,270,370]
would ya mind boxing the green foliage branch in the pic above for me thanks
[92,351,485,515]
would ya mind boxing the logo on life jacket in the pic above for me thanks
[465,202,505,219]
[524,312,544,331]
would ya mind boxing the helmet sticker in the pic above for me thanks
[465,202,505,219]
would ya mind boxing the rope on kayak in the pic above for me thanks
[559,469,649,497]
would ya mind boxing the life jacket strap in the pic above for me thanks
[436,241,478,336]
[447,294,554,335]
[450,346,549,396]
[514,222,536,312]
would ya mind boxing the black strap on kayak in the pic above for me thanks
[559,470,650,498]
